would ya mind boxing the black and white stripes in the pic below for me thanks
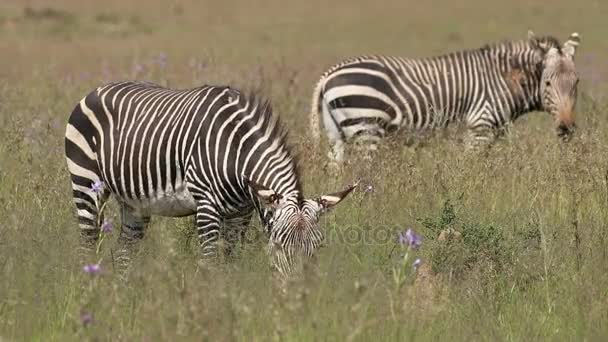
[65,81,355,275]
[310,31,581,163]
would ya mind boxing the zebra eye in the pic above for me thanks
[545,80,551,87]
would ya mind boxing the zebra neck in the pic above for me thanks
[485,43,545,118]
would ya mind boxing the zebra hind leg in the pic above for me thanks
[353,133,380,163]
[325,139,345,176]
[68,175,111,261]
[114,204,150,280]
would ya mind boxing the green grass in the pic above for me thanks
[1,0,608,340]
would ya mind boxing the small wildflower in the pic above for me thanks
[405,228,422,249]
[91,180,103,194]
[398,228,422,249]
[101,63,111,79]
[133,63,145,75]
[398,231,408,246]
[80,311,93,326]
[364,184,374,193]
[413,258,422,270]
[101,219,113,233]
[157,52,167,68]
[83,263,101,275]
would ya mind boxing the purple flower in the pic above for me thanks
[101,62,111,79]
[80,311,93,326]
[133,63,145,75]
[413,258,422,270]
[398,231,408,246]
[83,263,101,275]
[157,52,167,69]
[101,219,113,233]
[398,228,422,249]
[91,180,103,194]
[406,229,422,249]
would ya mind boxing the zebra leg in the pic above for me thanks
[353,132,380,162]
[324,142,344,177]
[114,204,149,279]
[222,210,253,260]
[464,126,497,151]
[195,198,223,261]
[68,175,111,258]
[327,138,344,165]
[322,101,346,171]
[465,104,497,151]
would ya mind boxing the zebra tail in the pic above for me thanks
[64,92,104,203]
[309,76,325,148]
[64,91,108,245]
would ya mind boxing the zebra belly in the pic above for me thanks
[127,181,198,218]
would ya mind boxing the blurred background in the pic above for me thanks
[1,1,607,340]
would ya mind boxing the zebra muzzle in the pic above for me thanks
[557,122,576,141]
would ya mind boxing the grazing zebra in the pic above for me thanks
[65,81,356,276]
[309,31,581,164]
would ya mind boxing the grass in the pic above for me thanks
[1,0,608,340]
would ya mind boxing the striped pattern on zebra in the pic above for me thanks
[309,31,581,164]
[65,81,356,276]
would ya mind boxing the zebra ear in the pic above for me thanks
[562,32,580,59]
[527,30,539,49]
[245,178,283,208]
[317,182,358,211]
[528,30,551,53]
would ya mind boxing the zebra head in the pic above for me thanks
[529,31,581,140]
[246,179,357,275]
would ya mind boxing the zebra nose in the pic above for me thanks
[557,122,576,141]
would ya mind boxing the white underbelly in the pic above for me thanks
[131,181,197,217]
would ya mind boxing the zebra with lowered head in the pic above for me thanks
[65,81,356,276]
[309,31,581,165]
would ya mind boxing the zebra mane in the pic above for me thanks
[479,35,562,54]
[236,91,304,197]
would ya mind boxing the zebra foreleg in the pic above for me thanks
[114,204,150,280]
[465,103,499,152]
[464,127,496,153]
[195,199,223,263]
[222,210,253,260]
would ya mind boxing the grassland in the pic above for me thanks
[1,0,608,340]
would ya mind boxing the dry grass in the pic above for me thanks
[1,0,608,340]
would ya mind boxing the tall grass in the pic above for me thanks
[1,0,607,340]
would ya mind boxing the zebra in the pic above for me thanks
[309,31,581,165]
[65,81,356,276]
